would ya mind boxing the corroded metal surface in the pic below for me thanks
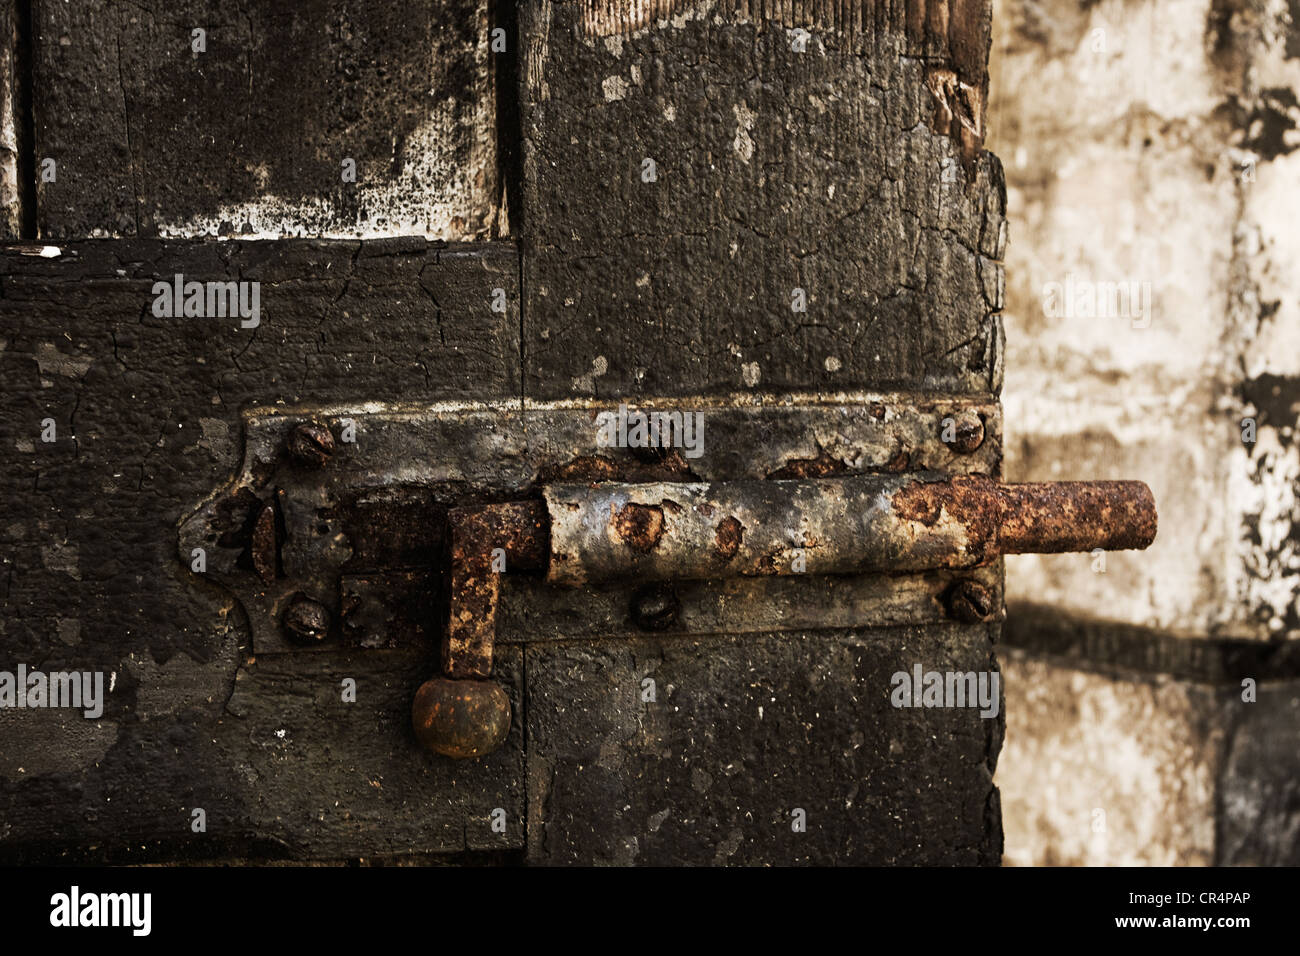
[996,480,1158,554]
[183,397,1153,765]
[444,501,548,679]
[943,409,986,454]
[282,595,331,646]
[497,565,1005,641]
[945,579,997,624]
[178,394,1001,654]
[545,474,1157,586]
[411,677,512,759]
[419,501,546,758]
[286,421,336,468]
[423,471,1152,759]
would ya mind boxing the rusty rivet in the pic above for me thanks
[946,580,996,624]
[283,595,331,645]
[287,422,336,467]
[412,677,511,758]
[943,411,985,454]
[630,583,681,631]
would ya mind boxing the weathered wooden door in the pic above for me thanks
[0,0,1148,865]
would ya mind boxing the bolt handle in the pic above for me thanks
[411,502,543,759]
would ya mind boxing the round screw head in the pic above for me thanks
[283,596,331,644]
[946,580,997,624]
[630,583,681,632]
[943,412,985,454]
[287,422,336,467]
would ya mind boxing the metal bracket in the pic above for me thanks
[179,392,1006,657]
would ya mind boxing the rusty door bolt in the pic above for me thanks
[630,583,681,631]
[942,412,985,454]
[547,476,1157,584]
[946,580,997,623]
[287,422,336,467]
[283,596,331,644]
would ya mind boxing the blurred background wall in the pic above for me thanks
[987,0,1300,864]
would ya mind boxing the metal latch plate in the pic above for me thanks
[179,392,1003,654]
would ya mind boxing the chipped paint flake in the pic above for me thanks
[603,75,629,101]
[733,103,756,163]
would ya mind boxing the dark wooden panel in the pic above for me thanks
[0,648,526,862]
[519,1,1006,399]
[32,0,498,239]
[0,239,521,861]
[514,1,1006,864]
[525,624,1003,865]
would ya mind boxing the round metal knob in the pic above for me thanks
[411,677,511,759]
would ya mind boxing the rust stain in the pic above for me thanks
[998,481,1158,555]
[892,475,1006,565]
[541,452,695,484]
[251,503,277,585]
[945,579,997,623]
[545,455,623,482]
[286,421,335,467]
[892,476,1158,564]
[411,677,511,759]
[612,502,666,553]
[451,500,549,571]
[943,411,985,454]
[767,451,847,480]
[715,515,745,559]
[420,503,547,758]
[445,501,549,679]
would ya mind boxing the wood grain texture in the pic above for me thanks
[526,624,1003,865]
[521,0,1005,401]
[584,0,992,96]
[517,0,1005,864]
